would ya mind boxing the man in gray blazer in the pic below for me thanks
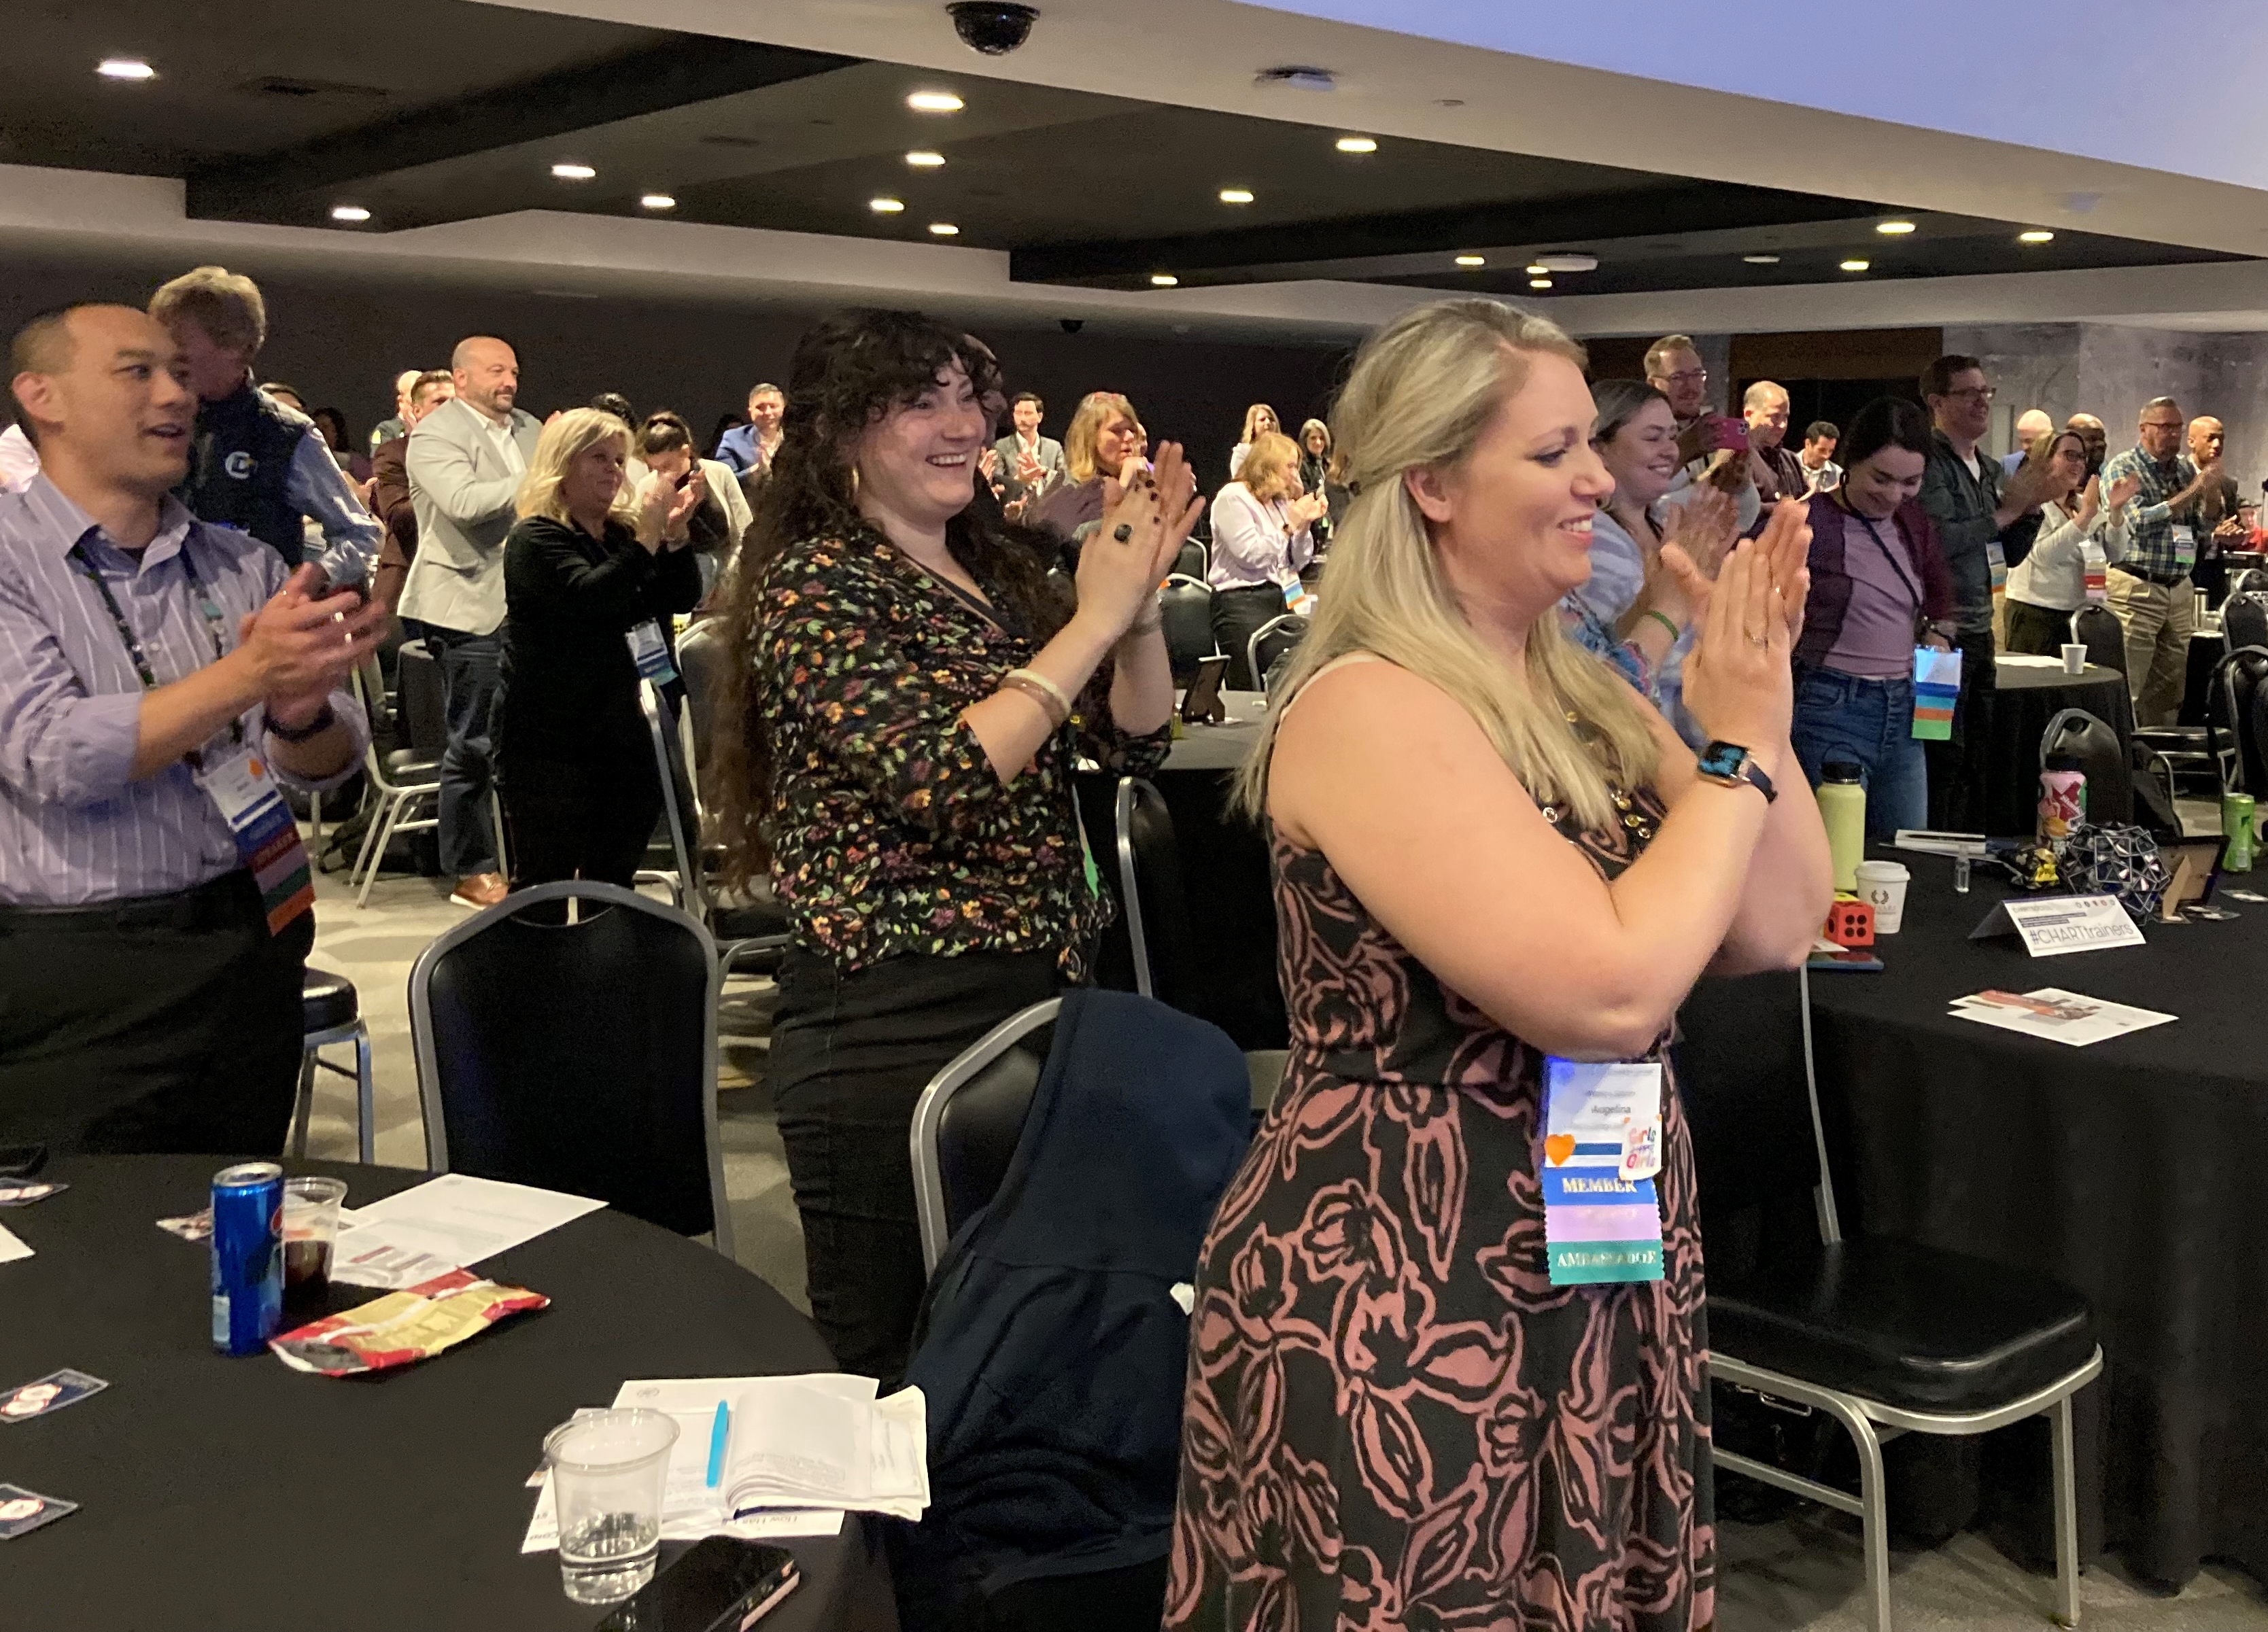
[400,335,540,909]
[992,392,1065,508]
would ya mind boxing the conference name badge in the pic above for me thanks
[196,748,313,935]
[2082,541,2108,604]
[625,619,678,685]
[1912,646,1962,741]
[1986,539,2008,601]
[2171,523,2197,576]
[1541,1058,1665,1287]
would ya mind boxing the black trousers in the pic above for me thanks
[500,746,662,891]
[2005,599,2076,657]
[0,871,311,1156]
[1925,631,1997,832]
[1212,584,1286,691]
[766,946,1062,1385]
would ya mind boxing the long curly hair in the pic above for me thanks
[714,307,1069,885]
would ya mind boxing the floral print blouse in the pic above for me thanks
[754,531,1171,975]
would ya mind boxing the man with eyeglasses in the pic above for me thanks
[2100,398,2220,724]
[1917,355,2057,827]
[1644,332,1757,525]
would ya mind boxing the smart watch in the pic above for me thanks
[1696,740,1776,803]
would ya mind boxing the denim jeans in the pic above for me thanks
[1790,664,1929,839]
[423,623,502,875]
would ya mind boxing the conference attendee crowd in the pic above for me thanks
[0,265,2254,1632]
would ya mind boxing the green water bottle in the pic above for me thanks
[1817,759,1867,893]
[2225,793,2256,873]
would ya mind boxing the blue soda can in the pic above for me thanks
[211,1162,284,1356]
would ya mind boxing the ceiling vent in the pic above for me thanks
[700,134,765,148]
[236,75,388,101]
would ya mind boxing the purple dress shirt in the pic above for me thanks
[0,475,369,906]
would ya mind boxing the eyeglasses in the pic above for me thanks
[1659,369,1708,387]
[2140,421,2183,433]
[1940,386,1997,403]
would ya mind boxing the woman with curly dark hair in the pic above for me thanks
[715,307,1201,1380]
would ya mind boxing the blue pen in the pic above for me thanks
[704,1400,732,1489]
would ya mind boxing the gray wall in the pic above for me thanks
[1947,321,2268,491]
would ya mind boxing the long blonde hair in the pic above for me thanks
[1234,298,1661,835]
[1239,402,1279,444]
[515,407,639,527]
[1062,392,1138,484]
[1235,432,1301,501]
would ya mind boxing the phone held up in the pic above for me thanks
[594,1538,798,1632]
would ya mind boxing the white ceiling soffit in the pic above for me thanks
[473,0,2268,258]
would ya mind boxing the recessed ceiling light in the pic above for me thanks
[1454,254,1485,268]
[907,90,963,113]
[870,196,906,213]
[551,162,596,180]
[1876,220,1917,235]
[1840,258,1871,272]
[328,205,371,223]
[2019,229,2055,244]
[906,150,946,168]
[97,57,156,80]
[1742,254,1782,264]
[1529,277,1553,290]
[928,222,959,236]
[1534,252,1598,273]
[1335,135,1377,154]
[1525,263,1549,276]
[1150,274,1179,287]
[1218,188,1254,205]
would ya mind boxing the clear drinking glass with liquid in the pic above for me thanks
[544,1408,679,1603]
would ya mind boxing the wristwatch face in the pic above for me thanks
[1697,742,1749,781]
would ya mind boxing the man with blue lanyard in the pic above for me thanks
[0,305,386,1156]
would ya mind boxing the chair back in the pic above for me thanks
[1158,576,1215,683]
[2224,591,2268,655]
[2068,604,2125,674]
[2227,567,2268,604]
[2038,707,2133,824]
[674,617,734,824]
[395,639,448,761]
[1246,613,1309,695]
[2216,646,2268,794]
[1672,967,1839,1278]
[1114,778,1200,1012]
[1172,538,1207,581]
[912,1000,1059,1270]
[641,680,702,902]
[409,880,732,1251]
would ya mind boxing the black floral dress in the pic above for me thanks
[1166,792,1715,1632]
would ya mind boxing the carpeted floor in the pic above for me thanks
[301,858,2268,1632]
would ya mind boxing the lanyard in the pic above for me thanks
[68,536,243,754]
[1851,513,1925,610]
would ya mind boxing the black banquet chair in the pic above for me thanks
[1679,967,2101,1632]
[641,680,791,982]
[1156,574,1216,684]
[409,879,735,1254]
[2074,604,2214,793]
[2213,644,2268,793]
[2224,590,2268,655]
[1245,612,1308,696]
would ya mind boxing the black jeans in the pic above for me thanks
[500,746,662,892]
[1212,585,1286,691]
[0,871,311,1156]
[766,946,1061,1384]
[424,623,503,875]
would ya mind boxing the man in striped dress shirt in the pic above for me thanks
[0,305,388,1156]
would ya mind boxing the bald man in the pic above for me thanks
[399,335,538,908]
[1742,380,1806,502]
[2004,408,2054,475]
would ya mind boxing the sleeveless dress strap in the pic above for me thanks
[1275,650,1388,725]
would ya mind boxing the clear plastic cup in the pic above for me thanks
[279,1177,348,1317]
[545,1408,679,1604]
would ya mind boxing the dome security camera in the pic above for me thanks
[949,2,1037,54]
[1058,318,1084,334]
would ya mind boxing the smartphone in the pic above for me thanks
[1180,655,1231,723]
[594,1538,798,1632]
[0,1145,46,1179]
[1707,415,1749,454]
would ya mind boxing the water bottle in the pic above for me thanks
[2038,754,2086,847]
[1816,759,1867,893]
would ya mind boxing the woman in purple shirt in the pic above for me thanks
[1791,398,1957,836]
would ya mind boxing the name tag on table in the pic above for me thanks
[196,748,313,935]
[1912,646,1962,741]
[2172,523,2197,574]
[626,619,678,684]
[1970,893,2147,957]
[1541,1059,1664,1287]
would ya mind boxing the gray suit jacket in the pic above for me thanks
[398,398,541,636]
[993,433,1065,501]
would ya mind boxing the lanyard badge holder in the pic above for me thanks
[2082,540,2109,604]
[1541,1058,1666,1286]
[70,544,313,935]
[2171,521,2198,576]
[1912,646,1962,741]
[625,619,678,685]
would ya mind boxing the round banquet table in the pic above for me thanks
[1680,850,2268,1591]
[1983,657,2134,836]
[0,1156,894,1632]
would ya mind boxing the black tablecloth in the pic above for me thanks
[0,1157,893,1632]
[1683,854,2268,1589]
[1984,661,2134,837]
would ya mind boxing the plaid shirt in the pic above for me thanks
[2099,445,2199,580]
